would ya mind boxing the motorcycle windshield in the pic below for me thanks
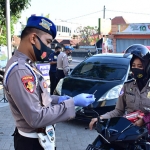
[100,117,147,142]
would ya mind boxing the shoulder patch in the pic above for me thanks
[124,79,135,84]
[21,75,35,93]
[119,87,124,96]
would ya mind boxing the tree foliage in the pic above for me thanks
[77,26,98,45]
[0,0,31,25]
[0,0,31,45]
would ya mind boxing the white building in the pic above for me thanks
[55,20,81,40]
[14,18,81,41]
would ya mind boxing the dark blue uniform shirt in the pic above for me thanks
[49,52,58,72]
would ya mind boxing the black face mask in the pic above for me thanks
[32,36,53,62]
[131,68,145,80]
[67,52,72,56]
[56,51,60,55]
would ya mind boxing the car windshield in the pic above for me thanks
[71,56,129,81]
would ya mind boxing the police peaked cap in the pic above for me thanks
[64,45,74,50]
[25,15,57,39]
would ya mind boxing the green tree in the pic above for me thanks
[0,0,31,45]
[77,26,98,45]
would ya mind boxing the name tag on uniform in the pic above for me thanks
[126,92,135,96]
[54,56,57,59]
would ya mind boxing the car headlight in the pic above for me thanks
[97,84,123,102]
[55,78,64,95]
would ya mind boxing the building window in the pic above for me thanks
[65,27,67,32]
[58,26,61,32]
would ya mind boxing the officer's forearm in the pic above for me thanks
[101,108,124,119]
[50,95,59,104]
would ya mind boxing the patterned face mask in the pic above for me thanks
[32,35,53,62]
[131,68,145,80]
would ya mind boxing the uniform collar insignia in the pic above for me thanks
[32,67,43,78]
[39,19,52,31]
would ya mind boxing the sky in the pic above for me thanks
[18,0,150,28]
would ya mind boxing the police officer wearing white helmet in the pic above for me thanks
[89,44,150,134]
[3,15,95,150]
[56,45,73,83]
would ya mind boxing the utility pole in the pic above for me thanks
[6,0,12,59]
[103,5,106,19]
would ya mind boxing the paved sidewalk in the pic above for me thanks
[0,106,14,150]
[0,105,97,150]
[0,57,96,150]
[0,88,97,150]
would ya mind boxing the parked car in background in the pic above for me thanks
[54,53,132,121]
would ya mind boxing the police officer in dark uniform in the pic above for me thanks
[89,44,150,133]
[3,16,95,150]
[49,46,61,95]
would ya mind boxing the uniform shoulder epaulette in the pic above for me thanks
[3,60,38,88]
[124,79,135,84]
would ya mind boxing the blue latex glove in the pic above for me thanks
[73,93,95,107]
[58,95,71,104]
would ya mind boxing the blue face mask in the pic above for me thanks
[32,36,53,62]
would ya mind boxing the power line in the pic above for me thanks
[106,9,150,15]
[65,9,150,21]
[66,10,103,21]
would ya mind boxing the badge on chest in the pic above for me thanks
[147,91,150,99]
[43,82,47,88]
[54,56,57,59]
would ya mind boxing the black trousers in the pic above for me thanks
[56,70,65,85]
[14,128,43,150]
[49,71,57,95]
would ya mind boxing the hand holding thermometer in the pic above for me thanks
[93,90,97,95]
[86,90,97,98]
[75,91,97,111]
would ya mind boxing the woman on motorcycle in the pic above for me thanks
[89,44,150,133]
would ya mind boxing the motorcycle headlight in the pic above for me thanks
[97,84,123,102]
[55,78,64,95]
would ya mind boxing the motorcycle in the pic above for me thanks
[86,111,150,150]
